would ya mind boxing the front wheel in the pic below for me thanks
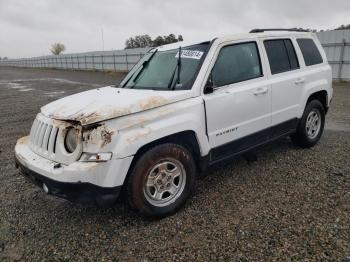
[291,100,325,148]
[126,143,196,217]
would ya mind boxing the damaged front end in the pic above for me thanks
[80,122,116,161]
[14,85,192,207]
[14,113,130,206]
[28,113,116,165]
[28,113,83,165]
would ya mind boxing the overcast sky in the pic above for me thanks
[0,0,349,58]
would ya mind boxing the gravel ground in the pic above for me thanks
[0,67,349,261]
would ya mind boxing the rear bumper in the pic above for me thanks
[15,155,122,206]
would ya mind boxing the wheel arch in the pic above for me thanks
[298,89,329,118]
[134,130,204,169]
[121,130,207,192]
[306,90,329,113]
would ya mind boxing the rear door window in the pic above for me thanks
[297,38,323,66]
[264,39,299,74]
[284,40,299,69]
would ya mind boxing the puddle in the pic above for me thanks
[0,78,99,87]
[18,88,34,92]
[6,83,27,89]
[44,91,65,97]
[51,78,99,86]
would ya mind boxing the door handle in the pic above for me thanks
[253,87,268,96]
[295,78,305,85]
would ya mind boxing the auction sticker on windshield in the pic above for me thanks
[175,50,204,60]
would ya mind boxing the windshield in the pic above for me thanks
[121,43,209,90]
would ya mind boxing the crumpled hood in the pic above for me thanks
[41,86,191,125]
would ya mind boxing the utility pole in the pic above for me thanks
[101,28,105,51]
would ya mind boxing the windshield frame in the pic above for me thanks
[119,41,212,91]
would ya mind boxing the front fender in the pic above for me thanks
[82,97,210,159]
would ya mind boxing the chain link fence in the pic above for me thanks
[0,48,150,72]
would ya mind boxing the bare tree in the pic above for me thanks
[50,43,66,55]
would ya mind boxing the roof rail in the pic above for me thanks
[250,28,309,33]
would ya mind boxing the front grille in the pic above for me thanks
[29,117,59,156]
[28,113,83,165]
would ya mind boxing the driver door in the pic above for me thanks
[203,41,271,161]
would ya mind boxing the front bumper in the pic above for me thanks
[14,136,133,206]
[15,155,121,206]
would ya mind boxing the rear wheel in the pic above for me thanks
[291,100,325,148]
[126,143,196,217]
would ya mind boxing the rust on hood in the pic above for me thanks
[70,106,133,126]
[139,96,169,111]
[40,87,190,125]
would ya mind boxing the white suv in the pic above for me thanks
[15,29,333,217]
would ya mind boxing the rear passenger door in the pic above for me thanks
[263,38,304,137]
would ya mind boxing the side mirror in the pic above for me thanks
[204,73,215,94]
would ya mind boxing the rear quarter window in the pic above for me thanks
[297,38,323,66]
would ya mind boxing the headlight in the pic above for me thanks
[65,128,79,153]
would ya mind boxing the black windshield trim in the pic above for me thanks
[181,39,216,91]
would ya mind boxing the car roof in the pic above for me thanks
[155,31,314,51]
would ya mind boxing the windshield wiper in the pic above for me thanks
[122,49,158,88]
[167,46,182,90]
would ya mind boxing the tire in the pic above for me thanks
[291,100,325,148]
[126,143,196,218]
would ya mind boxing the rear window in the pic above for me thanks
[297,38,323,66]
[264,39,299,74]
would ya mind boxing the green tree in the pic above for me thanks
[125,34,184,49]
[125,34,153,49]
[335,24,350,30]
[152,36,166,47]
